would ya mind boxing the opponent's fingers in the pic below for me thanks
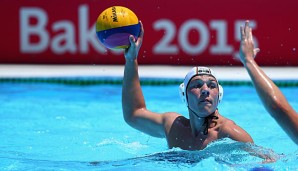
[240,26,245,40]
[249,28,253,41]
[244,20,250,39]
[254,48,260,57]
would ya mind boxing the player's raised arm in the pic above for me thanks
[122,22,166,138]
[239,20,298,144]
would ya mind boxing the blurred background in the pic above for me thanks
[0,0,297,67]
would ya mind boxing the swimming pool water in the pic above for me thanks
[0,82,297,170]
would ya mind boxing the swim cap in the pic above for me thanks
[179,66,223,106]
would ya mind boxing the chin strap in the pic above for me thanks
[202,115,219,135]
[188,107,219,135]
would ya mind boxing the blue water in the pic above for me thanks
[0,82,297,170]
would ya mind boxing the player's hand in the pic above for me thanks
[239,20,260,64]
[124,21,144,61]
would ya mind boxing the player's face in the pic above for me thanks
[187,75,219,117]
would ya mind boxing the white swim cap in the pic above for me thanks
[179,66,223,106]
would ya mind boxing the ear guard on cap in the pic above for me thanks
[179,83,187,105]
[179,83,224,106]
[218,84,223,102]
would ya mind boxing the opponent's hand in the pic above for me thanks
[239,20,260,64]
[124,21,144,61]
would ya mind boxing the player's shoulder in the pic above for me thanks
[163,112,181,117]
[219,116,237,131]
[162,112,189,125]
[162,112,184,120]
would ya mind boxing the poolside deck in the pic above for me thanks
[0,64,298,81]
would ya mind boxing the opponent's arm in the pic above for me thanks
[122,22,165,138]
[239,21,298,144]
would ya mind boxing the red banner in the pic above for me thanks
[0,0,297,66]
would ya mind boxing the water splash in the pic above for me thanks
[93,139,286,170]
[97,138,148,153]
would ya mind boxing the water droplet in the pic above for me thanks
[280,44,283,47]
[293,48,296,51]
[157,6,160,10]
[143,51,147,53]
[289,28,291,31]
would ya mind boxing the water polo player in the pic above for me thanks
[121,21,253,150]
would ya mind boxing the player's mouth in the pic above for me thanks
[200,98,212,104]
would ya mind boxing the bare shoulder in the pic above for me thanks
[161,112,187,129]
[220,117,242,133]
[221,117,236,128]
[219,116,253,143]
[161,112,190,136]
[162,112,182,123]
